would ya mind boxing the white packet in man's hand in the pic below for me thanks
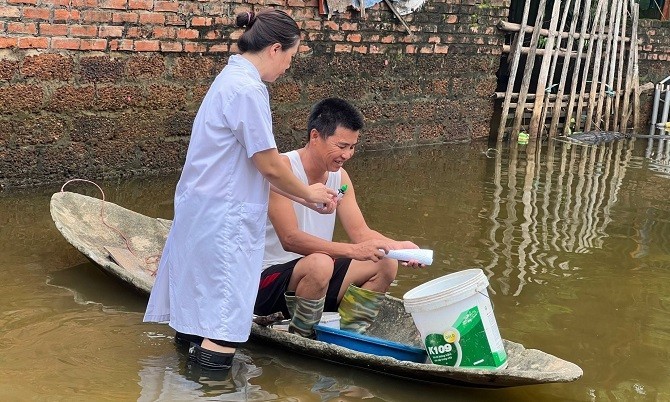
[385,249,433,265]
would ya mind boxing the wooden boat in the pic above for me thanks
[50,190,583,388]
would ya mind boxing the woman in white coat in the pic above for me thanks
[144,10,337,371]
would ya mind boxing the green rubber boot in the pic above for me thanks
[338,284,386,334]
[289,295,325,338]
[284,291,296,318]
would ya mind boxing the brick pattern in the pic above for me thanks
[0,0,509,53]
[636,20,670,127]
[638,20,670,62]
[0,0,236,52]
[0,0,521,187]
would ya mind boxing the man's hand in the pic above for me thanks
[387,241,426,268]
[349,239,391,262]
[388,240,420,251]
[400,259,426,269]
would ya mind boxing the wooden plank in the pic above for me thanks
[497,20,630,42]
[620,0,637,129]
[496,0,532,142]
[493,92,591,100]
[538,0,573,138]
[633,3,640,128]
[511,0,548,140]
[602,0,624,131]
[501,45,586,59]
[621,0,636,130]
[584,1,610,131]
[510,101,571,109]
[105,246,146,273]
[619,73,633,130]
[592,0,618,131]
[573,0,605,133]
[612,0,629,130]
[549,0,586,137]
[529,0,563,137]
[383,0,412,36]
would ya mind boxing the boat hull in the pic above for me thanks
[50,191,583,388]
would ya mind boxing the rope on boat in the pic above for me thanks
[60,179,159,275]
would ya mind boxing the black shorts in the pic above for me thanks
[254,257,351,317]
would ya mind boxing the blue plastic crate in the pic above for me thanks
[314,325,427,363]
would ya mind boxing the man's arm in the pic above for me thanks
[337,169,422,263]
[336,169,391,243]
[268,166,388,261]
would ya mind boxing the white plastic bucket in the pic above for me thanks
[319,312,341,329]
[403,269,507,369]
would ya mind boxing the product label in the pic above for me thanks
[423,306,507,369]
[425,332,460,366]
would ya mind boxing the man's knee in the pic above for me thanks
[377,258,398,285]
[296,253,335,285]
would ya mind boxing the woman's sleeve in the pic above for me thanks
[223,86,277,158]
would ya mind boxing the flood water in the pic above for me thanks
[2,137,670,401]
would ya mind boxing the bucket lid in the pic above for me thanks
[402,269,489,313]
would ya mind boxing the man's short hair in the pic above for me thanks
[307,98,364,140]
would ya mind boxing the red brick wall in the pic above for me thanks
[0,0,510,188]
[638,19,670,125]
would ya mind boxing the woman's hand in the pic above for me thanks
[304,183,338,205]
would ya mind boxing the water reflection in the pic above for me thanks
[246,343,511,402]
[47,261,278,401]
[482,139,635,297]
[645,127,670,178]
[47,262,148,313]
[138,352,275,401]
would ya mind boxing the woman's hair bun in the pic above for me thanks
[235,11,256,28]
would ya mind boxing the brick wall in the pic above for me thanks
[1,0,506,188]
[637,19,670,126]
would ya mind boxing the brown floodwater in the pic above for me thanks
[2,138,670,401]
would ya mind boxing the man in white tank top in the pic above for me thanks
[254,98,424,338]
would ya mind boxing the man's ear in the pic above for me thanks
[310,128,321,141]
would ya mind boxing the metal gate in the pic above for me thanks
[496,0,641,143]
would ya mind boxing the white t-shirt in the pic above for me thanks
[262,150,342,269]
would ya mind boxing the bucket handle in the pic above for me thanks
[476,288,495,311]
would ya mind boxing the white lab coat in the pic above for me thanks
[144,55,276,342]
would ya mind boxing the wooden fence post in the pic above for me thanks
[497,0,532,143]
[511,0,548,141]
